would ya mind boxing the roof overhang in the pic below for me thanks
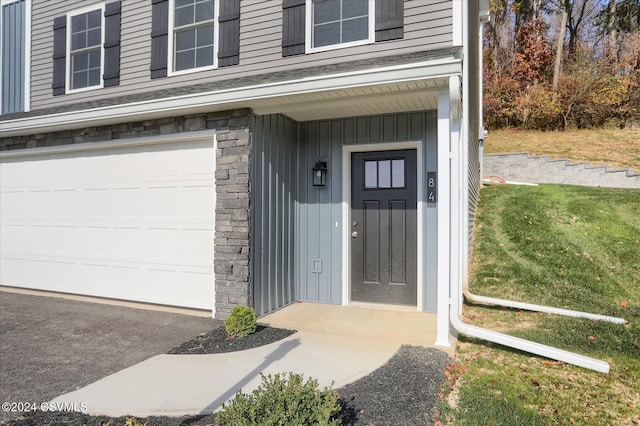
[1,57,461,137]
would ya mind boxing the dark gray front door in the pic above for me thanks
[351,150,417,305]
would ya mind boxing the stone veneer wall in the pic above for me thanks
[211,110,252,319]
[0,108,253,320]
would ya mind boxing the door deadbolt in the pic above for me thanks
[351,231,358,238]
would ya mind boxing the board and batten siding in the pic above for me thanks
[298,111,438,312]
[251,114,298,317]
[28,0,453,110]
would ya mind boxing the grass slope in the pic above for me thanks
[439,184,640,426]
[486,128,640,171]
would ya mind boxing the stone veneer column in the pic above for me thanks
[209,109,253,320]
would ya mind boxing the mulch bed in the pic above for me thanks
[167,325,296,355]
[2,326,450,426]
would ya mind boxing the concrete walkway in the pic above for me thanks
[51,302,443,417]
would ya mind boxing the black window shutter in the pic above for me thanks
[218,0,240,67]
[282,0,305,57]
[103,1,121,87]
[375,0,404,42]
[52,16,66,96]
[150,0,169,79]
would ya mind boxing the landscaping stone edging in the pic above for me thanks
[483,152,640,189]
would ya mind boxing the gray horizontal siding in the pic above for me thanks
[28,0,453,111]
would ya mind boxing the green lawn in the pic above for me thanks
[438,184,640,425]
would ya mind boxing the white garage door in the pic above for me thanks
[0,137,215,310]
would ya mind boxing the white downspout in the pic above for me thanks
[445,5,611,374]
[449,306,611,373]
[464,288,626,325]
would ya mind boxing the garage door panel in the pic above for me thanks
[146,228,179,261]
[146,186,178,219]
[179,185,214,221]
[1,139,215,310]
[180,227,213,262]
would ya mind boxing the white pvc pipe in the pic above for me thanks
[464,289,626,325]
[449,307,611,373]
[446,1,610,375]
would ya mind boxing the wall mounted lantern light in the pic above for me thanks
[312,161,328,187]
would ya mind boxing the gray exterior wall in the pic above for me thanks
[251,114,298,317]
[29,0,453,110]
[298,111,438,312]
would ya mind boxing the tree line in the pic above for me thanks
[483,0,640,130]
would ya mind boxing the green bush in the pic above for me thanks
[224,305,257,338]
[215,372,341,426]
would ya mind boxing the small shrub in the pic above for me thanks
[215,372,341,426]
[123,418,146,426]
[224,305,257,338]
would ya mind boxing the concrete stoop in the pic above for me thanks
[483,152,640,189]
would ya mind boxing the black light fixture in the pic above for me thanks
[312,161,328,187]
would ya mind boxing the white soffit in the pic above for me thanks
[252,78,448,120]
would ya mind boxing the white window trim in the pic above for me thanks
[305,0,375,54]
[167,0,219,77]
[65,3,105,94]
[0,0,31,113]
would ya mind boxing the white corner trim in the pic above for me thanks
[341,141,424,311]
[434,90,451,347]
[23,0,31,112]
[211,131,218,318]
[1,57,462,137]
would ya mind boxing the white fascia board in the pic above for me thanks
[1,58,462,137]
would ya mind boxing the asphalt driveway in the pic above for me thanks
[0,291,220,422]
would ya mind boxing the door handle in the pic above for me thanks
[351,231,358,238]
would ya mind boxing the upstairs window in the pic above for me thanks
[150,0,239,79]
[52,2,121,96]
[68,7,103,91]
[282,0,403,57]
[169,0,217,74]
[306,0,374,53]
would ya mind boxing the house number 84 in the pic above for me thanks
[427,172,437,203]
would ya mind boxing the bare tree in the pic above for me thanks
[564,0,600,59]
[486,0,513,77]
[553,6,569,90]
[607,0,618,59]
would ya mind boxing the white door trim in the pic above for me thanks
[341,141,424,311]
